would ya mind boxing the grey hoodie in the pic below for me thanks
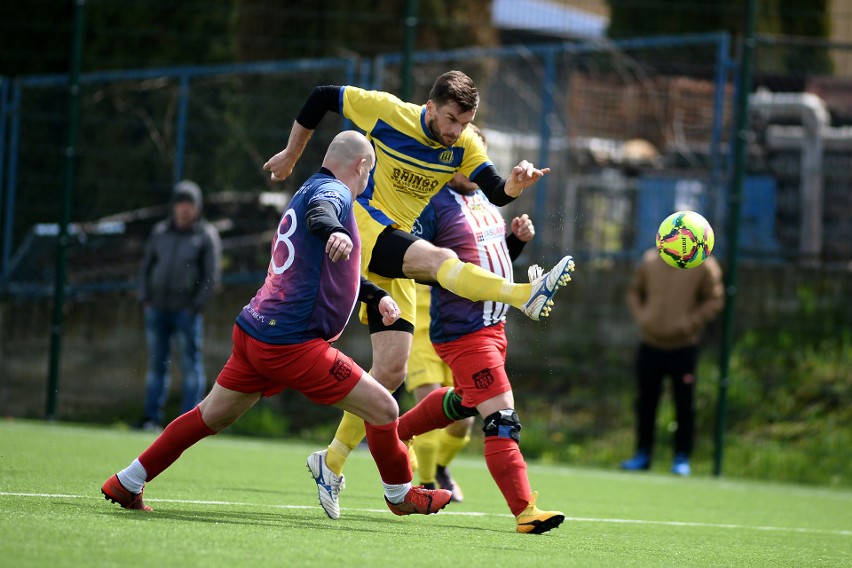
[138,181,222,312]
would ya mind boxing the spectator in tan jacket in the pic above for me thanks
[621,247,723,475]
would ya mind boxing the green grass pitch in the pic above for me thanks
[1,419,850,567]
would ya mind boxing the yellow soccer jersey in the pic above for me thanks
[342,86,492,232]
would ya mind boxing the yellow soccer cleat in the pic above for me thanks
[515,491,565,534]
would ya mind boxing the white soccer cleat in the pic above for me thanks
[307,450,345,519]
[522,256,575,321]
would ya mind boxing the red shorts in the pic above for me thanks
[216,325,364,405]
[432,322,511,409]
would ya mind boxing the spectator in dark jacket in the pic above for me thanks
[138,180,221,430]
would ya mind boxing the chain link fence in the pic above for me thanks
[1,24,850,484]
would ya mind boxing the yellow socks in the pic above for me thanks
[436,258,531,309]
[436,429,470,466]
[326,411,366,475]
[412,430,440,484]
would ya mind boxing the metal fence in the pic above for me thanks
[1,31,850,484]
[0,57,360,292]
[1,34,735,294]
[4,32,850,296]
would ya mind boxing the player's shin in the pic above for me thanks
[365,419,412,500]
[482,409,531,516]
[436,258,529,307]
[436,428,471,466]
[412,429,440,485]
[398,387,475,440]
[137,406,216,481]
[327,411,366,475]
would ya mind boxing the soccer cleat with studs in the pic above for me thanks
[385,485,452,516]
[522,256,575,321]
[515,491,564,534]
[101,474,153,511]
[307,450,345,519]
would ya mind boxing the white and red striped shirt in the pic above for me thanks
[413,186,513,342]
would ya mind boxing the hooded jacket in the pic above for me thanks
[138,181,222,312]
[627,248,724,350]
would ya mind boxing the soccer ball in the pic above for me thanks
[656,210,715,269]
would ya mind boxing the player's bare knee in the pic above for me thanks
[403,240,458,281]
[482,409,521,443]
[434,246,457,262]
[430,247,458,276]
[373,360,407,390]
[366,394,400,425]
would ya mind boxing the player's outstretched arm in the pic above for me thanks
[263,86,342,182]
[263,121,313,182]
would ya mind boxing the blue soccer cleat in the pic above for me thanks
[307,450,345,519]
[522,256,575,321]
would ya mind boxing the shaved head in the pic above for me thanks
[323,130,374,170]
[322,130,375,196]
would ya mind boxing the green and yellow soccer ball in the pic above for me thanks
[656,210,715,269]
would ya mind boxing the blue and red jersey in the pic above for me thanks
[412,186,513,342]
[236,172,360,344]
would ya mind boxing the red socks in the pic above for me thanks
[398,387,455,441]
[138,406,216,481]
[365,419,412,484]
[484,436,532,516]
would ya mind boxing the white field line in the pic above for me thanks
[1,491,850,537]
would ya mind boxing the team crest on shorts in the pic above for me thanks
[330,356,352,382]
[472,368,494,389]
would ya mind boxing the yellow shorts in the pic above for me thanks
[355,203,416,325]
[406,284,453,392]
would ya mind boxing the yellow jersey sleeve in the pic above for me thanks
[342,86,492,232]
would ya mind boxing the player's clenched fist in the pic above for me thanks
[512,214,535,242]
[263,149,296,182]
[326,231,353,262]
[378,295,401,326]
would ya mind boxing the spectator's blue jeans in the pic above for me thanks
[143,306,207,424]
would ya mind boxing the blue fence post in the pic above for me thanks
[173,73,190,185]
[2,81,21,280]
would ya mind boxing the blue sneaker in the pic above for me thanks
[672,454,691,476]
[522,256,575,321]
[307,450,345,519]
[620,450,651,471]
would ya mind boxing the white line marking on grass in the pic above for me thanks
[563,516,852,537]
[2,491,850,537]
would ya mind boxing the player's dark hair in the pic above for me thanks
[429,70,479,113]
